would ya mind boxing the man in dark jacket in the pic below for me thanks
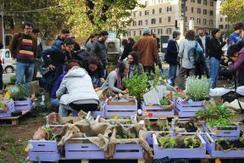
[9,22,37,86]
[165,31,180,86]
[196,29,211,76]
[41,38,75,93]
[52,29,70,50]
[92,31,108,69]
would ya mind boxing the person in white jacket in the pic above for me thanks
[56,60,99,117]
[178,30,203,89]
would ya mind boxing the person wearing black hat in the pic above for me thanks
[208,28,228,88]
[228,41,244,86]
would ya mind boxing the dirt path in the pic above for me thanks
[0,114,45,163]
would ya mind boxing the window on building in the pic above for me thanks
[167,6,172,12]
[168,16,171,22]
[197,18,201,24]
[145,19,148,25]
[203,19,207,25]
[190,17,194,20]
[159,8,162,13]
[166,28,172,34]
[210,0,214,6]
[219,25,223,29]
[197,0,201,4]
[138,20,143,26]
[191,7,194,13]
[151,18,156,24]
[145,10,149,15]
[225,17,228,21]
[203,0,207,5]
[133,11,136,17]
[220,18,223,22]
[133,31,136,36]
[139,11,142,16]
[191,0,195,2]
[203,9,207,15]
[209,10,213,16]
[132,21,137,26]
[159,17,162,23]
[145,1,148,6]
[209,19,213,26]
[158,29,161,35]
[139,30,142,35]
[152,9,155,14]
[225,24,228,29]
[197,8,201,14]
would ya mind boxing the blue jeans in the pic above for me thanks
[51,98,59,109]
[167,64,177,86]
[16,62,35,85]
[209,57,220,88]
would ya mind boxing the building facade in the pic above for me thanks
[127,0,217,37]
[216,0,230,31]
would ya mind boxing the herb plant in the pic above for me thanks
[123,74,149,100]
[185,76,210,101]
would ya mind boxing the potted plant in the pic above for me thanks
[10,85,32,111]
[153,132,206,159]
[196,102,240,139]
[204,132,244,158]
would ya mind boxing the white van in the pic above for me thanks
[0,49,16,73]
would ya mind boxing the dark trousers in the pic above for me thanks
[143,65,155,76]
[69,103,98,113]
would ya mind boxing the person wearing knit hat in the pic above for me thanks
[133,27,158,75]
[208,28,228,88]
[228,41,244,86]
[143,28,151,35]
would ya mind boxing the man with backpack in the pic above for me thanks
[178,30,203,89]
[10,22,37,86]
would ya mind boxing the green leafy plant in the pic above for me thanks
[158,136,176,148]
[160,97,170,106]
[185,76,210,101]
[123,74,149,100]
[183,136,201,148]
[196,102,234,128]
[10,85,30,100]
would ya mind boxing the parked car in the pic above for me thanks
[0,49,16,73]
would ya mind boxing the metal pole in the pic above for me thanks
[1,3,5,49]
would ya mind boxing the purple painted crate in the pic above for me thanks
[204,124,240,140]
[0,101,15,118]
[28,140,60,161]
[65,138,105,159]
[113,143,143,159]
[203,133,244,158]
[175,98,205,118]
[104,99,137,118]
[153,134,206,159]
[142,103,174,117]
[14,100,32,111]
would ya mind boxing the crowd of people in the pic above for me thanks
[4,21,244,117]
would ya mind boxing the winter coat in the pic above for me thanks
[133,35,158,66]
[56,67,99,105]
[92,40,107,67]
[165,39,179,65]
[229,47,244,86]
[120,43,133,60]
[196,35,210,57]
[208,37,226,60]
[178,39,202,69]
[51,37,64,50]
